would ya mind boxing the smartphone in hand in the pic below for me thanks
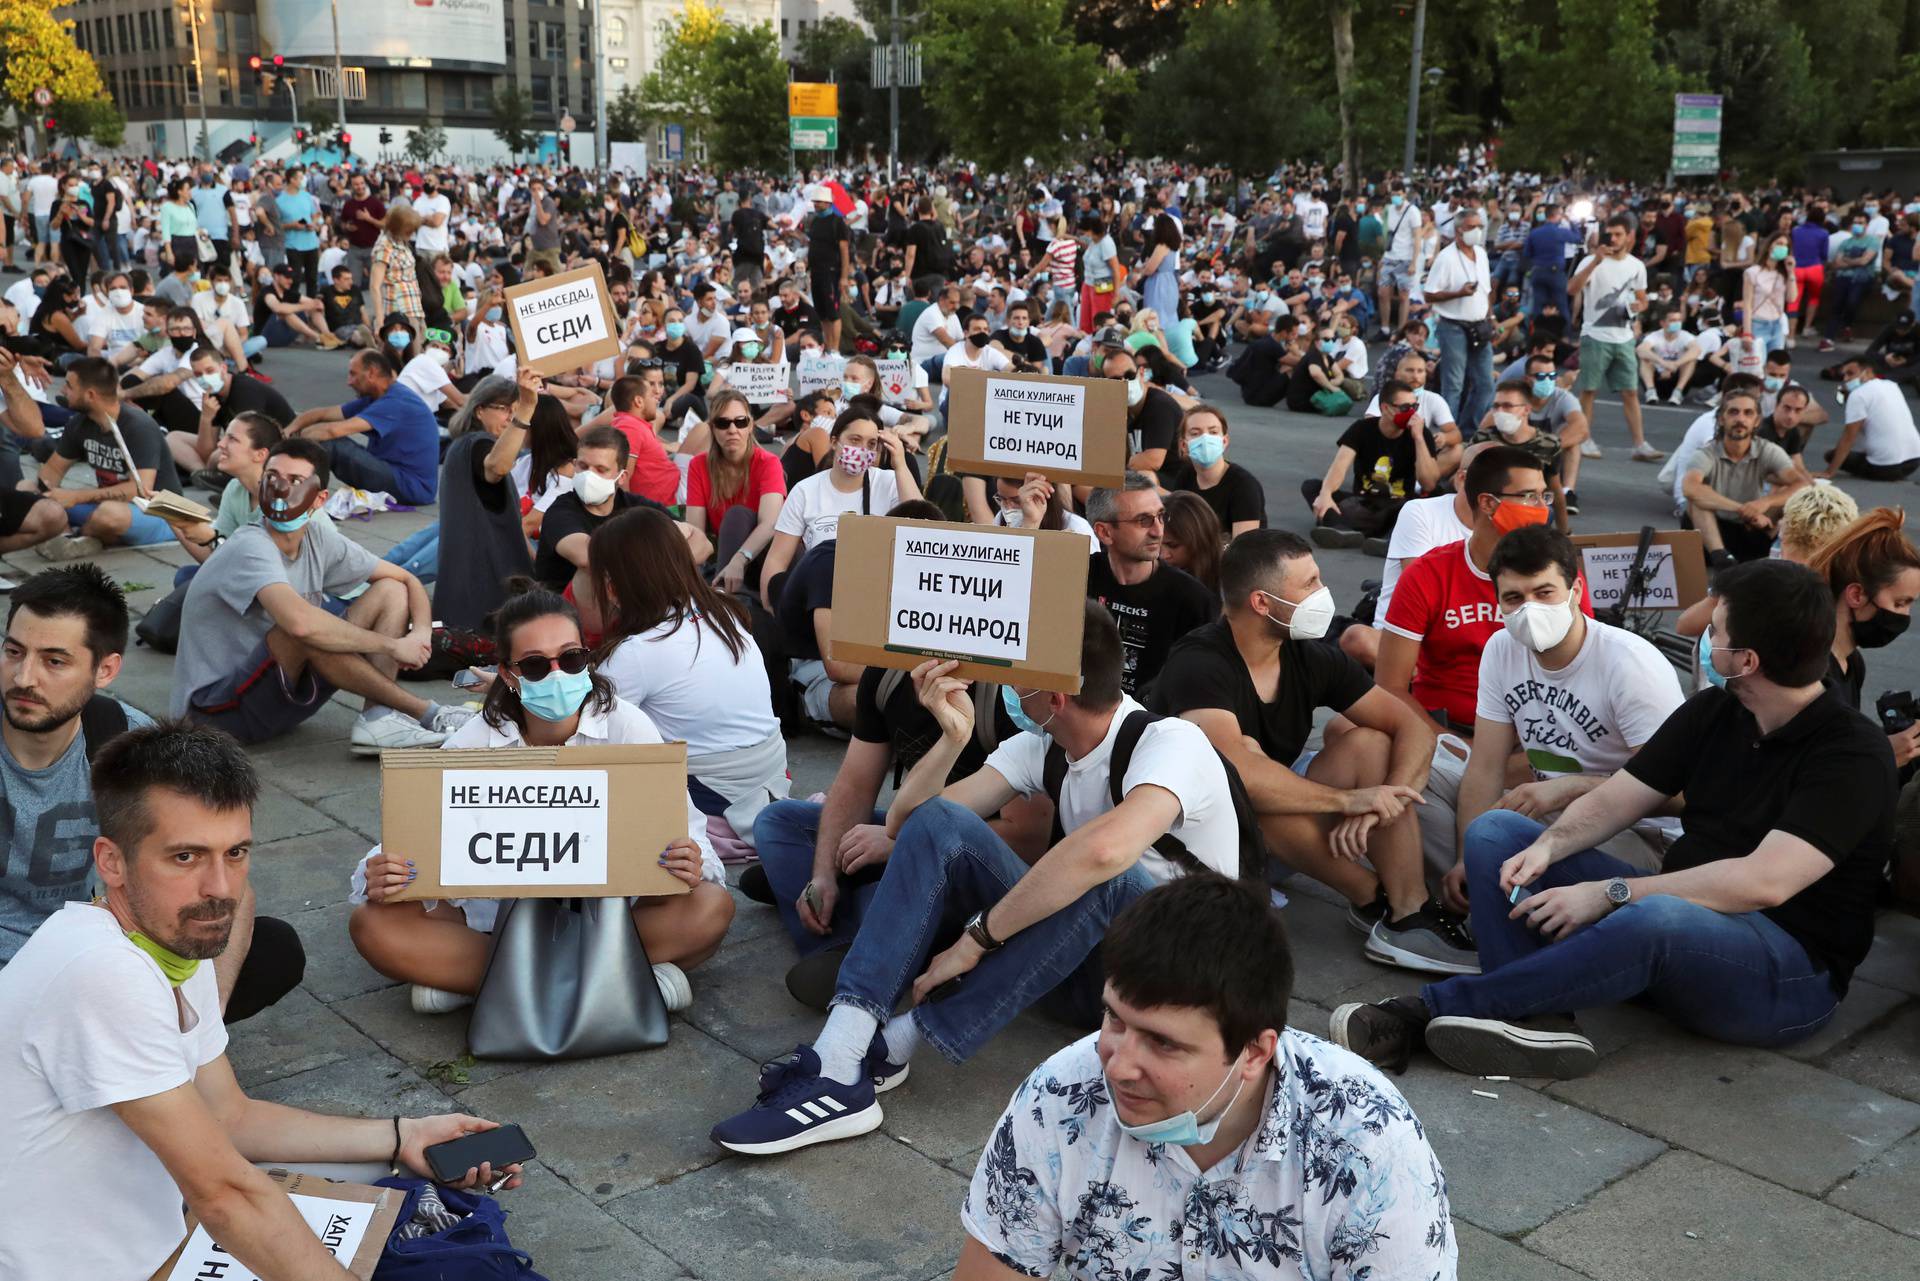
[424,1124,536,1184]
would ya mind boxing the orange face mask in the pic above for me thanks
[1490,499,1552,535]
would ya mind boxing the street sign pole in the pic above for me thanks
[1671,93,1723,181]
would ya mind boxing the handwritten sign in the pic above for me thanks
[724,359,793,405]
[795,353,849,398]
[944,367,1128,487]
[888,527,1037,664]
[876,357,914,406]
[438,769,608,888]
[1571,530,1707,611]
[502,261,621,376]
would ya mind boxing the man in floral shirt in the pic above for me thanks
[959,875,1456,1280]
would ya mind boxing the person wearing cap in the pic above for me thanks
[397,326,468,420]
[256,261,337,350]
[807,183,852,351]
[1063,320,1129,378]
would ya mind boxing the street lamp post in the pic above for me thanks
[182,1,213,160]
[329,0,348,147]
[1401,0,1426,175]
[1424,66,1444,174]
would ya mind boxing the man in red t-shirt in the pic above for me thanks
[607,367,681,506]
[1378,445,1591,731]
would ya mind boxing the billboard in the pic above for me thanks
[259,0,507,73]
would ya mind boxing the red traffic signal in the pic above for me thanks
[249,132,259,145]
[248,54,262,71]
[294,128,306,143]
[340,132,351,146]
[42,116,56,133]
[271,54,283,68]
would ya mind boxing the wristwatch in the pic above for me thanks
[964,909,1005,953]
[1603,878,1633,911]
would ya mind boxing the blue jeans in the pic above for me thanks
[324,436,398,495]
[754,800,888,957]
[831,798,1156,1063]
[383,523,438,582]
[1750,317,1786,355]
[1528,268,1568,321]
[1422,812,1839,1047]
[1436,317,1495,432]
[67,501,173,546]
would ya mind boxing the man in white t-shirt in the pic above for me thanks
[1443,525,1684,914]
[1425,208,1496,431]
[0,157,20,271]
[911,282,963,367]
[1375,181,1423,338]
[1569,213,1664,462]
[1637,306,1701,406]
[1822,355,1920,481]
[939,311,1012,388]
[710,605,1241,1157]
[411,176,452,262]
[685,283,733,361]
[397,328,467,415]
[23,161,56,265]
[0,723,523,1280]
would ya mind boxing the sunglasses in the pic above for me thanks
[509,648,591,681]
[712,415,753,430]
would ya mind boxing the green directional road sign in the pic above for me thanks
[790,116,838,151]
[1671,93,1722,176]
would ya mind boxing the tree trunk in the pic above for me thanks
[1329,1,1357,192]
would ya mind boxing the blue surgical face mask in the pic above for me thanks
[841,377,863,400]
[387,331,410,350]
[1844,376,1862,393]
[1186,433,1226,467]
[665,321,686,339]
[265,509,311,534]
[1531,375,1555,399]
[486,306,503,323]
[1000,684,1053,738]
[516,666,594,722]
[1107,1050,1249,1147]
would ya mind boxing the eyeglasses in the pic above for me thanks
[509,648,591,681]
[1108,369,1138,381]
[1496,489,1552,506]
[712,415,753,430]
[1113,511,1166,530]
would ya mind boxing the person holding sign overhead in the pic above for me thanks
[349,586,732,1015]
[759,405,921,612]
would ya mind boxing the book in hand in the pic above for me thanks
[133,490,213,526]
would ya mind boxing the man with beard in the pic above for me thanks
[0,722,524,1279]
[0,565,302,1021]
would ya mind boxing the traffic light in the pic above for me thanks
[42,116,56,135]
[294,127,306,145]
[559,136,571,161]
[271,54,283,70]
[340,131,352,148]
[248,131,259,147]
[379,128,392,145]
[247,54,261,75]
[261,71,276,96]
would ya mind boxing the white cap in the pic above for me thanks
[730,326,761,345]
[805,183,832,203]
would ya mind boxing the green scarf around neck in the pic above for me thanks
[125,930,200,986]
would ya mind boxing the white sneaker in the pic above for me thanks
[424,703,478,735]
[1580,439,1604,458]
[1631,443,1668,463]
[35,534,103,562]
[1667,389,1684,405]
[350,711,449,757]
[653,962,692,1012]
[410,984,475,1014]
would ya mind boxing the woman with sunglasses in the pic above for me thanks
[758,404,919,612]
[349,586,736,1014]
[684,389,787,594]
[591,508,787,839]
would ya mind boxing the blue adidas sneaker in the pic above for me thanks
[712,1044,882,1156]
[865,1030,910,1095]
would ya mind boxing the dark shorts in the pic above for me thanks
[811,275,842,322]
[0,487,42,537]
[186,597,350,743]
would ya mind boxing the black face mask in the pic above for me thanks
[1853,604,1912,649]
[967,331,991,348]
[169,334,194,352]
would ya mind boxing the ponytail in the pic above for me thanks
[1807,507,1920,601]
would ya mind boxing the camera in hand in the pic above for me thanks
[1876,689,1919,735]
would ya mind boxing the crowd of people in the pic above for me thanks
[2,147,1919,1279]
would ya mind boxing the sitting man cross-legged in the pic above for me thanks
[710,602,1242,1156]
[1334,558,1894,1079]
[0,722,523,1279]
[957,874,1456,1281]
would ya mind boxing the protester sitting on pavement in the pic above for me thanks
[29,356,180,554]
[395,326,468,420]
[429,370,539,639]
[957,873,1455,1281]
[1151,531,1478,974]
[0,563,298,1026]
[1158,490,1223,591]
[1470,378,1570,529]
[1303,378,1441,550]
[684,389,787,593]
[1805,507,1920,729]
[759,405,919,611]
[1102,343,1184,484]
[1086,474,1219,699]
[1820,355,1920,481]
[1160,401,1266,538]
[0,721,526,1280]
[1637,307,1702,406]
[285,348,439,505]
[1681,387,1804,567]
[256,259,337,349]
[1334,558,1895,1080]
[531,426,704,622]
[1379,446,1591,735]
[1443,526,1685,919]
[989,470,1098,549]
[168,343,294,481]
[172,437,468,755]
[349,587,732,1015]
[710,603,1242,1156]
[591,506,788,838]
[168,410,281,570]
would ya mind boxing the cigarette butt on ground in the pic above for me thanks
[1471,1089,1500,1100]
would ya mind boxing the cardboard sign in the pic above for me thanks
[829,515,1090,693]
[724,359,793,404]
[502,261,621,376]
[876,357,914,407]
[1571,530,1708,611]
[153,1171,400,1281]
[943,367,1129,487]
[795,353,848,398]
[382,744,690,900]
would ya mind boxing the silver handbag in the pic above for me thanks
[467,897,670,1060]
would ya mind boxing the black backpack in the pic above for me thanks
[80,695,129,764]
[1041,709,1271,886]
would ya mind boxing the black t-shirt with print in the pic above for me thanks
[1150,620,1372,771]
[531,490,667,591]
[1623,687,1893,991]
[56,404,182,495]
[1336,415,1439,500]
[1086,552,1220,698]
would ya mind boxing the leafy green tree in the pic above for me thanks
[607,85,647,143]
[919,0,1108,172]
[704,21,788,169]
[51,94,121,147]
[303,99,336,135]
[405,120,447,164]
[488,82,536,158]
[627,0,726,138]
[794,13,940,162]
[1130,2,1300,173]
[1496,0,1685,176]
